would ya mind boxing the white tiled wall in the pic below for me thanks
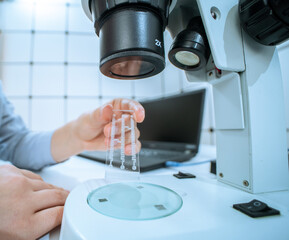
[0,2,34,31]
[34,4,67,31]
[31,98,66,131]
[0,0,216,145]
[67,65,99,96]
[33,33,66,62]
[1,64,30,96]
[32,65,65,96]
[67,34,99,63]
[0,33,32,62]
[67,97,101,122]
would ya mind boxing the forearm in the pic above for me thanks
[11,131,56,170]
[51,120,84,163]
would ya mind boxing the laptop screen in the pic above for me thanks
[138,89,206,151]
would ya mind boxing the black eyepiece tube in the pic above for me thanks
[89,0,171,80]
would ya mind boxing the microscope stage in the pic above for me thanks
[60,175,289,240]
[87,182,183,221]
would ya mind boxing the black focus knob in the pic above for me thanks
[239,0,289,46]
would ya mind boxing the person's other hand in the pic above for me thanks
[72,98,145,155]
[0,165,69,240]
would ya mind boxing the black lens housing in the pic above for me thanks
[169,17,211,71]
[89,0,171,80]
[239,0,289,46]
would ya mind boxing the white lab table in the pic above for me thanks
[1,145,289,240]
[35,145,216,240]
[37,144,217,192]
[0,145,216,240]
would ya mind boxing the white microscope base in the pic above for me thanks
[60,175,289,240]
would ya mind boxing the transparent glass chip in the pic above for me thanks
[105,110,140,182]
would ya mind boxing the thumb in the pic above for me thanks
[91,103,113,127]
[99,103,114,123]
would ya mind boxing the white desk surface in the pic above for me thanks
[41,144,216,240]
[37,144,217,191]
[2,145,288,240]
[0,145,217,240]
[40,145,288,240]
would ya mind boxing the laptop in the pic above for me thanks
[78,89,206,172]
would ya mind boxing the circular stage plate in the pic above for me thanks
[87,182,183,221]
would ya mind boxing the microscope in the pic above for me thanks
[60,1,289,239]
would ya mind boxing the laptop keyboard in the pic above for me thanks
[140,149,182,158]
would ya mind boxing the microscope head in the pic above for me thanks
[82,0,289,81]
[81,0,212,80]
[81,0,172,80]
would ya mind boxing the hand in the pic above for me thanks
[72,98,145,154]
[0,165,69,240]
[51,98,145,162]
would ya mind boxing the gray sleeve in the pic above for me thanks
[0,93,56,171]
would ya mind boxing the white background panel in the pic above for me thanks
[32,65,65,96]
[33,33,66,62]
[1,65,30,96]
[0,2,33,31]
[68,5,94,33]
[163,63,182,95]
[31,98,65,131]
[67,98,101,122]
[134,75,163,99]
[101,76,133,98]
[67,35,99,63]
[34,4,67,32]
[0,33,32,62]
[67,65,99,96]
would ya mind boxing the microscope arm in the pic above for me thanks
[168,0,289,193]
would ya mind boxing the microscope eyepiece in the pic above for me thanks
[83,0,171,80]
[169,17,211,71]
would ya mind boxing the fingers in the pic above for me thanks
[88,98,144,134]
[109,138,141,156]
[98,103,114,122]
[105,127,140,147]
[33,189,69,212]
[115,127,140,145]
[20,169,43,180]
[103,114,136,137]
[32,206,64,239]
[84,135,107,151]
[89,103,114,127]
[29,179,57,192]
[110,99,145,123]
[125,140,142,155]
